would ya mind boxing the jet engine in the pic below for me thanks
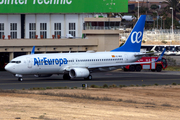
[34,74,52,77]
[69,68,89,78]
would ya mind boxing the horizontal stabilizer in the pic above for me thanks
[134,52,154,57]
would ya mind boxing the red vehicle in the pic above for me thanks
[124,57,168,72]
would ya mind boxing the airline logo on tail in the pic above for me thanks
[131,31,142,44]
[110,15,146,52]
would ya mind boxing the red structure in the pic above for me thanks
[124,56,167,72]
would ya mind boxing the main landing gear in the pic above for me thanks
[84,75,92,80]
[63,73,71,80]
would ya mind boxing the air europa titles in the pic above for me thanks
[0,0,72,4]
[34,57,68,66]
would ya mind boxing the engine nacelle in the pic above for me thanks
[69,68,89,78]
[34,74,52,77]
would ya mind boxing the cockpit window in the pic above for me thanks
[10,61,21,64]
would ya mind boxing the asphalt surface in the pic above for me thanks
[0,70,180,89]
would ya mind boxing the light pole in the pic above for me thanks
[136,0,139,19]
[170,7,173,43]
[155,11,158,29]
[160,16,163,29]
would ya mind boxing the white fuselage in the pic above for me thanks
[5,52,140,75]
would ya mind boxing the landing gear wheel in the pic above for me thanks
[88,75,92,80]
[84,75,92,80]
[18,77,23,82]
[63,73,71,80]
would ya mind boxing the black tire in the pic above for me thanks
[135,65,142,72]
[129,65,135,71]
[63,73,71,80]
[151,69,156,72]
[156,65,162,72]
[84,75,92,80]
[88,75,92,80]
[18,77,23,82]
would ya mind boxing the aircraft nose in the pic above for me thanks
[5,64,10,71]
[5,64,14,73]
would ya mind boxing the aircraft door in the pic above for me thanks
[124,54,128,62]
[27,57,32,68]
[72,59,75,65]
[75,59,78,65]
[71,59,78,65]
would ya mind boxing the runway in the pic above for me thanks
[0,70,180,89]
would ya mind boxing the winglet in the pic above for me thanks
[31,46,35,55]
[156,48,166,62]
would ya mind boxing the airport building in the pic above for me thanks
[0,0,128,69]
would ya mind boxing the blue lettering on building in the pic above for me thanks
[34,57,68,66]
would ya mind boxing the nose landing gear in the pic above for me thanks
[18,77,23,82]
[15,74,23,82]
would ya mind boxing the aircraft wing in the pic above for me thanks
[88,62,150,69]
[64,62,151,71]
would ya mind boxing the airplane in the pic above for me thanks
[4,15,163,82]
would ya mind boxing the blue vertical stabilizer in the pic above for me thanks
[31,46,35,55]
[111,15,146,52]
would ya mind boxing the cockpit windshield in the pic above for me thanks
[10,61,21,64]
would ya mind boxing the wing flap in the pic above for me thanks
[88,62,150,69]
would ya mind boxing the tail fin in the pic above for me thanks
[31,46,35,54]
[111,15,146,52]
